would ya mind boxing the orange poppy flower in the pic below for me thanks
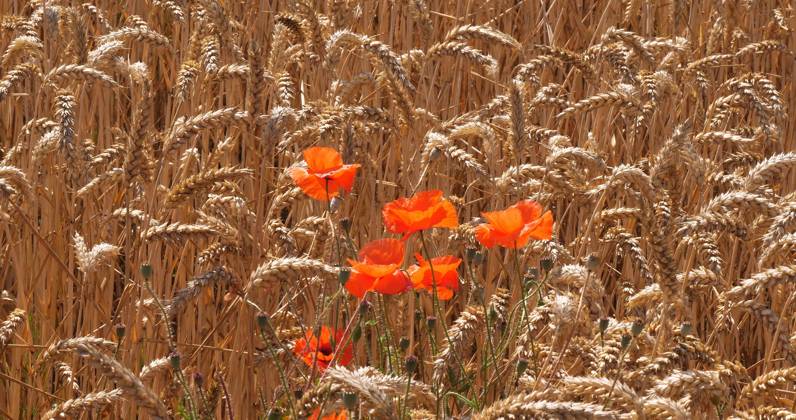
[293,326,353,372]
[309,408,347,420]
[382,190,458,237]
[288,147,360,201]
[408,254,461,300]
[345,238,411,298]
[474,200,553,249]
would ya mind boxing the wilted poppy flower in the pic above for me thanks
[309,408,347,420]
[382,190,458,237]
[345,238,411,298]
[288,147,360,201]
[293,326,353,372]
[408,253,461,300]
[474,200,553,248]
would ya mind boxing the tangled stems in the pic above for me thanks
[418,230,473,413]
[257,314,297,419]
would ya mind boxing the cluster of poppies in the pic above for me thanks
[289,147,554,374]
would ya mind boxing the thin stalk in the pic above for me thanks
[174,368,198,420]
[400,373,412,419]
[258,321,297,419]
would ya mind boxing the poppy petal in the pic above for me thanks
[527,210,554,240]
[481,207,524,235]
[433,199,459,228]
[289,167,338,201]
[348,261,399,278]
[344,270,373,298]
[436,287,454,300]
[474,224,498,248]
[373,271,411,295]
[515,200,544,221]
[358,238,405,265]
[328,164,360,193]
[304,147,343,173]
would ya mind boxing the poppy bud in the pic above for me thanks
[680,322,692,336]
[472,251,485,265]
[465,248,477,262]
[358,300,371,316]
[169,351,181,370]
[620,334,632,350]
[193,372,204,388]
[256,312,270,332]
[516,358,529,377]
[338,268,351,286]
[539,258,553,272]
[140,263,153,279]
[399,337,410,351]
[342,392,358,411]
[488,307,498,323]
[598,318,609,333]
[267,409,282,420]
[426,316,437,330]
[352,324,362,342]
[631,320,644,336]
[585,254,600,271]
[339,218,352,233]
[405,355,418,374]
[114,323,126,340]
[330,196,342,213]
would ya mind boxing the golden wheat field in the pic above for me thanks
[0,0,795,418]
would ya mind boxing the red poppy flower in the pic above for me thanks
[345,238,411,298]
[288,147,360,201]
[293,326,353,372]
[309,408,348,420]
[382,190,458,237]
[474,200,553,249]
[408,253,461,300]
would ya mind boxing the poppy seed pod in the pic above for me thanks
[193,372,204,388]
[540,258,554,272]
